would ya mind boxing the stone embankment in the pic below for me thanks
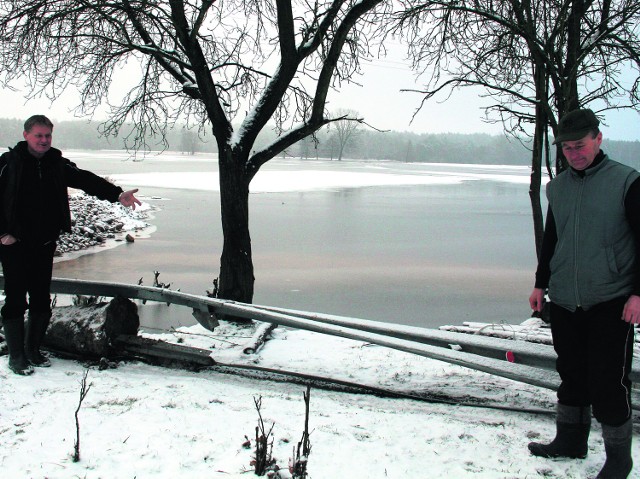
[55,193,150,256]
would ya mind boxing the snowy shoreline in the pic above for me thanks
[53,191,154,263]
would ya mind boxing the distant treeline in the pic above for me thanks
[2,117,639,168]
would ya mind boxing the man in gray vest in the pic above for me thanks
[528,108,638,478]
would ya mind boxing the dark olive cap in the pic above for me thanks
[553,108,600,144]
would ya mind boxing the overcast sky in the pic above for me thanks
[3,49,639,142]
[330,48,640,141]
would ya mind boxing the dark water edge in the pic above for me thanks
[50,166,538,331]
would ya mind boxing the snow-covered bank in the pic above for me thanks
[55,191,154,262]
[1,320,639,478]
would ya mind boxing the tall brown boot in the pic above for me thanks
[528,403,591,459]
[25,311,51,367]
[2,316,34,376]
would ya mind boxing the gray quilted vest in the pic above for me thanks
[547,157,640,311]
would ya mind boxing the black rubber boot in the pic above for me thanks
[528,404,590,459]
[25,312,51,367]
[596,419,633,479]
[2,316,34,376]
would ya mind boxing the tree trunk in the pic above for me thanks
[35,296,214,367]
[44,296,139,357]
[530,64,547,259]
[529,140,545,259]
[554,0,586,175]
[216,148,254,322]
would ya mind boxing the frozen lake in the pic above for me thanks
[52,151,540,330]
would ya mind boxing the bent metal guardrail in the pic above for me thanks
[1,275,639,392]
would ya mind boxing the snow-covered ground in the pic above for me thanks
[2,320,639,479]
[1,155,638,478]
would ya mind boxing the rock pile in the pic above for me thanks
[55,193,149,256]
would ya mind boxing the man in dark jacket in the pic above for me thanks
[0,115,140,376]
[528,108,639,479]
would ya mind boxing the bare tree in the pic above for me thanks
[392,0,640,256]
[180,127,199,155]
[297,134,319,160]
[0,0,389,312]
[330,108,363,160]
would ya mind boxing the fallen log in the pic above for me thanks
[40,297,215,368]
[45,295,139,358]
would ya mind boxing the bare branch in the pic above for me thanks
[73,369,92,463]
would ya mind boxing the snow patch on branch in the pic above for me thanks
[231,66,282,149]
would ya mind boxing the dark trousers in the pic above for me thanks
[0,240,56,319]
[550,297,634,426]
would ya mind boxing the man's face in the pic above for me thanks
[561,131,602,171]
[23,124,53,158]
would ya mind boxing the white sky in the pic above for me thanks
[2,44,639,141]
[329,44,640,141]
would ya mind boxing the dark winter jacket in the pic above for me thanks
[0,142,123,244]
[535,152,640,311]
